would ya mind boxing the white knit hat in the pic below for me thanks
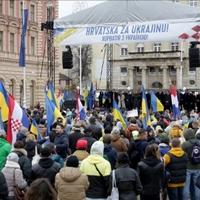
[7,152,19,163]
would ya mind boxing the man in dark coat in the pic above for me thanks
[31,147,60,185]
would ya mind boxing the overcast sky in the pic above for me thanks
[59,1,104,18]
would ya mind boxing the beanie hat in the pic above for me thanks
[66,155,79,167]
[76,139,88,150]
[90,141,104,156]
[7,152,19,163]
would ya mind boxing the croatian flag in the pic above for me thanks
[7,95,30,145]
[170,85,180,119]
[77,98,86,120]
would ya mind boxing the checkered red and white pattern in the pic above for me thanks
[11,118,22,133]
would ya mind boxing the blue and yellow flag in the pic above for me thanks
[0,81,9,122]
[87,83,95,109]
[45,95,64,133]
[150,91,164,113]
[47,82,60,110]
[30,119,39,136]
[112,99,127,129]
[141,86,151,129]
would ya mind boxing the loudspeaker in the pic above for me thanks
[189,48,200,69]
[62,46,73,69]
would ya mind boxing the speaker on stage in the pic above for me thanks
[62,46,73,69]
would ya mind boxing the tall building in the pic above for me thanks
[0,0,59,107]
[108,0,199,92]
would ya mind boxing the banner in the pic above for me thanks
[54,20,199,46]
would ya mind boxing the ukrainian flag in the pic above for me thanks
[112,99,127,129]
[45,95,64,133]
[0,81,9,122]
[150,91,164,113]
[30,119,39,136]
[47,82,60,110]
[82,87,89,103]
[141,86,151,129]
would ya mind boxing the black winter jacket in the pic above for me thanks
[68,130,84,153]
[12,148,32,182]
[115,165,143,200]
[138,156,164,195]
[0,171,8,200]
[31,157,60,185]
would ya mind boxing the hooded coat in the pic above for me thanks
[80,141,111,199]
[55,167,89,200]
[138,156,164,195]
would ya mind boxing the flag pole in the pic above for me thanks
[23,0,26,108]
[79,45,82,95]
[179,39,183,90]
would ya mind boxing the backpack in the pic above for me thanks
[189,141,200,164]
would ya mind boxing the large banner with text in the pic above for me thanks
[54,20,200,46]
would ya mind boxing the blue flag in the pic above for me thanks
[87,83,95,109]
[19,9,28,67]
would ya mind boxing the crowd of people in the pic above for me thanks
[1,94,200,200]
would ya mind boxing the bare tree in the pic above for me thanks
[71,45,92,87]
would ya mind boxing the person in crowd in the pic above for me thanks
[31,147,60,185]
[0,171,8,200]
[134,129,148,163]
[73,139,89,164]
[158,134,171,156]
[80,141,111,199]
[82,127,97,153]
[2,152,27,199]
[55,155,89,200]
[124,118,140,140]
[25,178,57,200]
[111,128,128,153]
[12,141,32,183]
[53,124,69,158]
[164,138,188,200]
[103,134,117,169]
[182,128,200,200]
[138,144,164,200]
[169,122,183,140]
[16,127,29,144]
[69,121,84,153]
[0,129,11,170]
[115,152,143,200]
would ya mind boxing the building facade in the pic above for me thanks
[0,0,59,107]
[109,0,199,92]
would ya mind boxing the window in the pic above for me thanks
[137,43,144,53]
[152,82,163,88]
[9,79,15,96]
[0,1,3,15]
[120,47,128,56]
[189,0,198,7]
[137,81,142,85]
[20,1,23,18]
[0,31,3,51]
[159,68,163,72]
[189,80,195,85]
[135,66,142,73]
[121,81,127,86]
[171,42,179,51]
[30,80,35,107]
[30,36,35,55]
[172,0,179,2]
[169,65,176,74]
[153,43,161,52]
[10,33,14,53]
[10,0,14,16]
[149,67,156,73]
[30,4,35,21]
[121,67,127,73]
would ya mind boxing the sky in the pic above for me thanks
[59,1,104,18]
